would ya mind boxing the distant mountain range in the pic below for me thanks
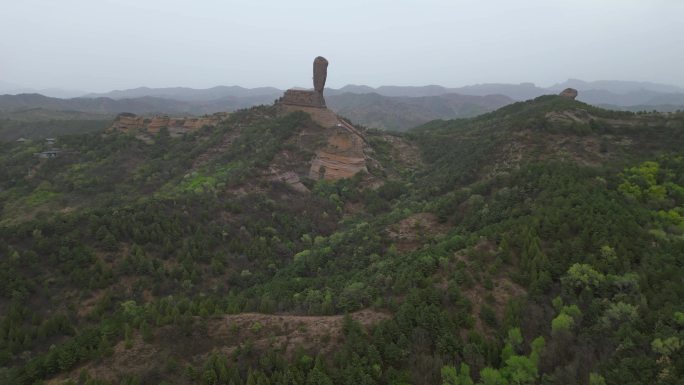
[0,93,277,116]
[75,79,684,110]
[82,83,547,101]
[83,85,282,102]
[549,79,684,94]
[1,79,683,134]
[0,92,513,132]
[0,80,86,99]
[327,93,512,130]
[4,79,684,101]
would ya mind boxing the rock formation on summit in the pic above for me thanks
[277,57,329,108]
[275,57,370,182]
[559,88,578,99]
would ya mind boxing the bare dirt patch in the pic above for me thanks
[386,212,450,252]
[208,309,389,358]
[48,309,389,384]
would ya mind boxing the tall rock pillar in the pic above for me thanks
[313,56,329,106]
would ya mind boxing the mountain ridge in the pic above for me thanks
[2,80,684,141]
[64,79,684,111]
[6,78,683,105]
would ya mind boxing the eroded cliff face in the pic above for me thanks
[276,89,326,108]
[275,104,369,181]
[309,121,368,180]
[108,113,145,133]
[108,112,229,136]
[146,116,170,133]
[272,56,370,181]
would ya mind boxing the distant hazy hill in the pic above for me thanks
[597,104,684,113]
[331,83,545,100]
[574,89,684,108]
[74,79,684,108]
[330,81,684,107]
[0,107,112,141]
[450,82,548,100]
[544,79,684,108]
[0,93,278,141]
[549,78,684,94]
[330,84,376,94]
[0,80,86,98]
[327,92,513,130]
[84,85,282,102]
[82,83,543,101]
[3,78,684,140]
[0,93,276,116]
[0,107,111,121]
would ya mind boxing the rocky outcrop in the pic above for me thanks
[277,89,326,108]
[559,88,578,99]
[109,113,145,133]
[108,112,229,135]
[309,121,368,180]
[310,152,367,180]
[147,116,170,134]
[183,114,228,130]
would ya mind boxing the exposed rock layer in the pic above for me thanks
[109,112,229,135]
[110,113,145,132]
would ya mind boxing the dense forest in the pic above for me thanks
[1,96,683,385]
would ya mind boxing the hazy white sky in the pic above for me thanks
[1,0,683,92]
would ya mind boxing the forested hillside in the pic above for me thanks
[1,97,683,385]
